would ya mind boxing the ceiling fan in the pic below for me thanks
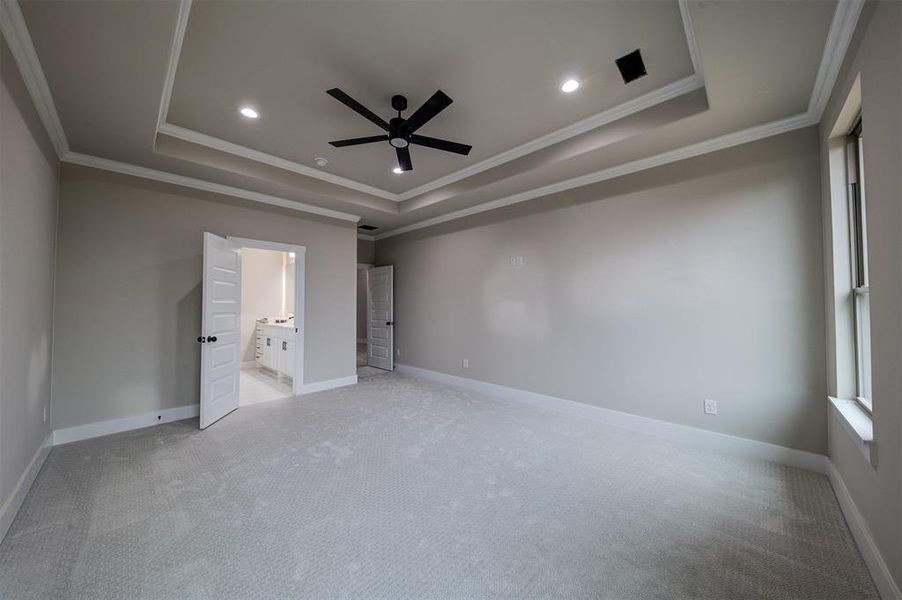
[327,88,472,172]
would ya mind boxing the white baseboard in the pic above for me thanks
[50,373,358,446]
[0,433,52,543]
[53,404,199,446]
[395,364,828,473]
[827,462,902,600]
[299,375,358,395]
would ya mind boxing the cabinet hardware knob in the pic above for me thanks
[208,336,218,343]
[197,336,205,343]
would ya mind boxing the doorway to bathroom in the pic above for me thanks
[199,234,305,429]
[238,244,296,406]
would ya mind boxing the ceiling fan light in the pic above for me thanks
[560,78,581,93]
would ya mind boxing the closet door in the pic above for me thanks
[367,265,394,370]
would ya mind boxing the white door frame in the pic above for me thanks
[228,236,306,395]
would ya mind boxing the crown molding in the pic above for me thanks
[62,152,361,223]
[677,0,703,77]
[155,0,192,130]
[394,0,704,202]
[374,0,862,239]
[6,0,862,241]
[154,0,705,205]
[357,233,376,242]
[395,74,704,202]
[158,122,398,201]
[807,0,864,121]
[0,0,69,157]
[152,0,396,203]
[375,112,816,240]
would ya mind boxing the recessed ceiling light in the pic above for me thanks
[392,167,404,174]
[239,106,259,119]
[560,78,581,93]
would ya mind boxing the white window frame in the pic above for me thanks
[846,118,871,413]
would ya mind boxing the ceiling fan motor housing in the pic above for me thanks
[391,95,408,112]
[388,116,410,148]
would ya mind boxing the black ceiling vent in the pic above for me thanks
[615,49,647,84]
[358,224,379,231]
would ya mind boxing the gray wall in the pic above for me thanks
[52,165,356,430]
[377,127,827,454]
[357,238,375,264]
[0,39,58,518]
[820,1,902,589]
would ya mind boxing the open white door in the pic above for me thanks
[367,265,393,370]
[200,232,242,428]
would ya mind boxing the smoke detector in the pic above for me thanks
[314,157,328,167]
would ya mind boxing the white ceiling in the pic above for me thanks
[12,0,843,236]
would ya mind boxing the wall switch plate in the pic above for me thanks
[462,359,469,369]
[510,255,523,266]
[43,405,47,423]
[704,399,718,415]
[395,348,400,357]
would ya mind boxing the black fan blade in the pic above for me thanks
[326,88,390,131]
[404,90,453,133]
[410,134,472,156]
[329,135,389,147]
[396,146,413,171]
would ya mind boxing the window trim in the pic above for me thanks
[846,118,871,414]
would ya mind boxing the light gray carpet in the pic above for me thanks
[0,371,877,599]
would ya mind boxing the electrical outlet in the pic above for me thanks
[510,255,523,266]
[43,405,47,423]
[704,399,718,415]
[462,359,469,369]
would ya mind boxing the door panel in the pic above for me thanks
[367,265,393,370]
[200,232,242,429]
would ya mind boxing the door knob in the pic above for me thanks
[386,321,394,326]
[197,336,205,343]
[208,336,218,343]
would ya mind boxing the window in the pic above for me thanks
[846,119,871,411]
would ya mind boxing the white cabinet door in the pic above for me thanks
[263,336,272,370]
[276,339,286,375]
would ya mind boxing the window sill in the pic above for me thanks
[829,396,877,467]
